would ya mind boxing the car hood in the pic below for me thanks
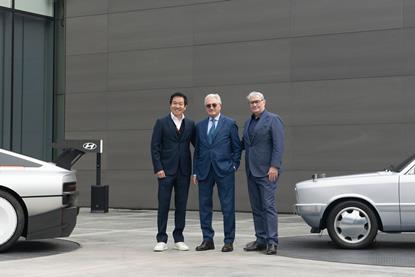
[296,171,397,187]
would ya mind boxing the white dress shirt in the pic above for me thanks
[170,112,184,130]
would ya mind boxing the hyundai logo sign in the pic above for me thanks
[83,142,98,151]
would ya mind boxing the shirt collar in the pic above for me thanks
[210,113,221,121]
[251,110,264,120]
[171,112,185,121]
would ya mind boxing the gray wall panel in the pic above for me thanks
[108,47,193,90]
[193,40,290,86]
[403,28,415,73]
[193,0,290,44]
[66,0,109,17]
[291,29,404,81]
[404,0,415,27]
[66,15,108,55]
[106,130,152,171]
[108,7,193,52]
[288,124,413,172]
[66,53,107,93]
[107,90,175,130]
[289,77,411,126]
[292,0,403,36]
[65,92,107,131]
[108,0,219,13]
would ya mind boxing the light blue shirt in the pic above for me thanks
[207,114,221,135]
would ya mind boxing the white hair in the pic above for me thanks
[204,93,222,105]
[247,91,265,101]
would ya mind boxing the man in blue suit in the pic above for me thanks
[242,91,284,255]
[151,92,195,252]
[193,93,242,252]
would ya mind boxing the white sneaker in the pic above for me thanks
[153,242,168,252]
[174,242,189,251]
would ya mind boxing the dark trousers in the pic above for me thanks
[247,171,278,245]
[198,168,235,244]
[156,171,190,243]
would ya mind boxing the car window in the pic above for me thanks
[406,166,415,175]
[0,152,41,167]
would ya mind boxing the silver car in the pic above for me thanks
[0,148,79,252]
[295,155,415,249]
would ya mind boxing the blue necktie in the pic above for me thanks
[208,118,216,144]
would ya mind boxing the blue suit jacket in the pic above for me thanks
[242,110,284,178]
[151,115,195,176]
[194,115,242,181]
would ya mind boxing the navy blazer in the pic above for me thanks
[194,115,242,181]
[151,115,195,176]
[242,110,284,178]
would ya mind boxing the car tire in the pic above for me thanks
[0,190,25,252]
[326,200,378,249]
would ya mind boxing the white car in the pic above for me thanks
[0,148,79,252]
[295,155,415,249]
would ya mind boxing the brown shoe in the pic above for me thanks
[195,240,215,251]
[265,244,277,255]
[243,241,266,251]
[221,243,233,252]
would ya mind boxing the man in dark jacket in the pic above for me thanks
[151,92,195,252]
[242,91,285,255]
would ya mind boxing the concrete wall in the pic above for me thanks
[64,0,415,212]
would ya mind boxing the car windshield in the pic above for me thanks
[387,154,415,172]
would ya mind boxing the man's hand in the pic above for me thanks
[192,175,198,185]
[268,166,279,182]
[156,170,166,179]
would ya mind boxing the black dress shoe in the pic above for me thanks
[243,241,266,251]
[221,243,233,252]
[266,244,277,255]
[195,240,215,251]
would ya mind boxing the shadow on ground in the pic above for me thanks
[279,233,415,267]
[0,239,80,261]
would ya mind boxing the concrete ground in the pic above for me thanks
[2,208,415,277]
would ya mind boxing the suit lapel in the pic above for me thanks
[166,115,179,140]
[244,119,251,145]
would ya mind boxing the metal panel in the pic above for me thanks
[65,0,109,18]
[291,29,404,81]
[193,0,290,44]
[66,15,108,55]
[65,92,107,131]
[108,7,193,52]
[193,39,290,86]
[66,53,108,93]
[108,47,193,90]
[292,0,403,36]
[108,0,219,13]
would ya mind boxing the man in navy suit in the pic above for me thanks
[193,93,242,252]
[151,92,195,252]
[242,91,284,255]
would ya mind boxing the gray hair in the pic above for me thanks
[247,91,265,101]
[204,93,222,105]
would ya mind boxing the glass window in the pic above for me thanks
[0,0,11,8]
[15,0,53,17]
[406,166,415,176]
[0,152,41,167]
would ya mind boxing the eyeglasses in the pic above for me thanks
[206,103,218,109]
[249,99,264,105]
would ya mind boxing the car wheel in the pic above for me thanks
[0,190,25,252]
[326,200,378,249]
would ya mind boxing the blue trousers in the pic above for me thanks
[156,171,190,243]
[198,168,235,244]
[247,172,278,245]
